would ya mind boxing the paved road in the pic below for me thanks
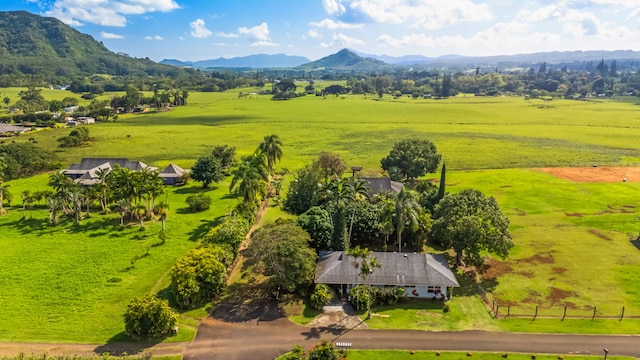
[183,315,640,360]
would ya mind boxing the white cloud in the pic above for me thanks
[145,35,164,40]
[307,29,323,39]
[100,31,124,39]
[309,18,363,30]
[322,0,492,29]
[250,41,278,47]
[320,32,364,48]
[322,0,346,16]
[44,0,180,27]
[211,42,226,46]
[190,19,213,38]
[216,32,239,38]
[238,22,271,42]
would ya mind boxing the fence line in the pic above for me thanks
[477,286,638,321]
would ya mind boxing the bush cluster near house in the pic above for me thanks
[58,126,90,147]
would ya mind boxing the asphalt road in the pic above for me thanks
[183,316,640,360]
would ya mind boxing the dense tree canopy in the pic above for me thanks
[431,189,513,266]
[190,155,225,188]
[246,221,317,292]
[381,138,442,180]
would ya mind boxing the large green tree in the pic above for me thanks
[297,206,333,250]
[431,189,513,266]
[190,155,225,188]
[282,164,323,215]
[381,138,442,180]
[246,221,317,292]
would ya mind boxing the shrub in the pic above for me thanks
[349,285,376,311]
[202,217,249,256]
[309,283,333,310]
[185,193,211,212]
[377,286,406,305]
[123,295,177,339]
[170,247,227,308]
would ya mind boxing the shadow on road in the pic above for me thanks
[210,282,285,323]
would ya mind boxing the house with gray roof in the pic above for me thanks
[315,251,459,299]
[159,163,188,185]
[361,177,403,197]
[62,158,157,186]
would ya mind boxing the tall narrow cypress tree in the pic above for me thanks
[438,162,446,201]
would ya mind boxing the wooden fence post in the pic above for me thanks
[592,306,596,320]
[533,305,538,321]
[507,306,510,318]
[562,306,567,321]
[620,306,625,321]
[495,305,499,318]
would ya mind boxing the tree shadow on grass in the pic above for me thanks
[186,216,225,242]
[173,186,218,195]
[631,238,640,252]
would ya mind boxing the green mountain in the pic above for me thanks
[0,10,184,78]
[295,49,393,71]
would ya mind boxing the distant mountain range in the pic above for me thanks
[0,10,187,77]
[5,10,640,78]
[161,54,310,69]
[163,48,640,71]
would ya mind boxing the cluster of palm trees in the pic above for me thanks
[230,134,283,208]
[152,88,189,109]
[44,166,168,228]
[316,172,423,252]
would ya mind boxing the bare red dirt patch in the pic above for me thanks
[538,166,640,182]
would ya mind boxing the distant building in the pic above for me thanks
[361,177,403,198]
[62,158,187,186]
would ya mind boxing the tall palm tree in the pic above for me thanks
[0,182,9,216]
[348,178,370,243]
[115,200,130,226]
[69,188,82,225]
[394,188,420,252]
[47,196,61,226]
[21,190,32,219]
[322,177,355,250]
[134,203,146,228]
[257,134,283,176]
[377,197,396,251]
[154,201,169,231]
[230,153,268,205]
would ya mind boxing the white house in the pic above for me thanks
[314,251,460,300]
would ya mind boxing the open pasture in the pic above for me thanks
[3,90,640,340]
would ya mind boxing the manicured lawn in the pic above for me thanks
[0,174,238,342]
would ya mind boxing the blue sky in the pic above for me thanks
[4,0,640,61]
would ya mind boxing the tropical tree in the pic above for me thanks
[377,196,396,251]
[257,134,283,176]
[190,155,225,189]
[394,188,420,252]
[170,247,227,308]
[246,221,317,292]
[47,196,61,226]
[381,138,442,180]
[69,188,82,225]
[230,153,268,205]
[346,246,380,319]
[21,190,33,219]
[322,177,356,250]
[431,189,513,266]
[154,201,169,231]
[133,203,147,228]
[115,199,130,225]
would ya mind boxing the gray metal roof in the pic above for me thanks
[159,163,187,177]
[315,251,459,287]
[361,177,403,197]
[0,124,27,134]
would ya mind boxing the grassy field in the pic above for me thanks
[3,88,640,341]
[0,174,237,342]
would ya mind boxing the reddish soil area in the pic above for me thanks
[537,166,640,182]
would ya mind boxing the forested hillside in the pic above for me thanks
[0,11,185,80]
